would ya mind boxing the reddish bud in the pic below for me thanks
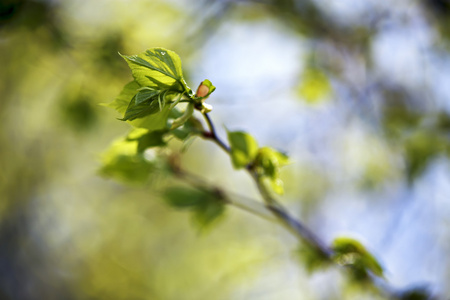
[196,82,210,98]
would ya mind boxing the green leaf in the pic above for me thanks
[106,48,197,131]
[135,88,162,105]
[296,244,331,273]
[99,138,154,184]
[332,237,384,281]
[127,128,167,153]
[121,94,162,121]
[163,187,207,208]
[134,104,172,131]
[120,48,190,94]
[104,80,173,130]
[255,147,289,195]
[269,178,284,195]
[105,80,140,115]
[162,186,226,227]
[227,131,259,169]
[171,116,205,141]
[194,200,225,228]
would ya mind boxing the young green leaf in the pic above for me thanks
[135,104,172,131]
[120,48,190,94]
[127,129,167,153]
[120,94,162,121]
[255,147,289,194]
[227,131,259,169]
[171,116,205,141]
[296,244,331,273]
[121,88,175,121]
[194,200,225,228]
[332,237,384,281]
[163,187,207,208]
[104,80,174,130]
[99,138,154,184]
[105,80,140,115]
[162,186,226,228]
[135,88,162,105]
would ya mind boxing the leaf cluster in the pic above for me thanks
[101,48,219,182]
[227,131,289,194]
[106,47,214,133]
[104,47,291,198]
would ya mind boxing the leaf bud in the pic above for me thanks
[196,82,210,98]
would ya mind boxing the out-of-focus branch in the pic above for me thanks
[200,112,332,258]
[171,166,276,222]
[196,111,428,300]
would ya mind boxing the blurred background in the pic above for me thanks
[1,0,450,299]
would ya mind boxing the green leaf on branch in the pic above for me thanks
[296,244,331,273]
[163,187,207,207]
[99,138,154,184]
[105,80,140,115]
[106,47,198,129]
[120,93,163,121]
[163,186,226,228]
[120,47,190,95]
[227,131,259,169]
[255,147,289,194]
[171,116,205,141]
[332,237,384,281]
[194,199,225,228]
[135,104,172,131]
[135,88,163,105]
[126,128,167,153]
[104,80,174,131]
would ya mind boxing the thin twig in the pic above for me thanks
[249,171,333,257]
[176,111,419,299]
[200,111,332,258]
[172,167,277,222]
[202,112,230,153]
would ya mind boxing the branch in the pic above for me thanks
[194,111,421,299]
[201,112,230,153]
[200,112,332,258]
[172,167,277,222]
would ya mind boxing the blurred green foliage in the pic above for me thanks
[332,237,383,282]
[297,67,332,104]
[1,0,449,299]
[227,130,259,169]
[99,137,155,184]
[163,186,226,228]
